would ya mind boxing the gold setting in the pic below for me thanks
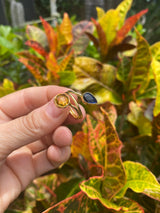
[54,90,83,119]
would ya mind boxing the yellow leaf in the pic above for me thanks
[152,60,160,116]
[99,9,120,45]
[60,13,73,44]
[116,0,133,28]
[96,7,105,20]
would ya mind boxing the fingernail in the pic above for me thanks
[45,99,69,118]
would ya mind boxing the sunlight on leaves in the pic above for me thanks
[116,161,160,201]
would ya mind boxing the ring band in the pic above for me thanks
[54,90,97,119]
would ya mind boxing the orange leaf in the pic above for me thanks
[46,52,59,79]
[114,9,148,45]
[25,40,48,57]
[40,17,57,53]
[59,50,74,72]
[71,131,92,162]
[60,13,73,44]
[19,57,45,81]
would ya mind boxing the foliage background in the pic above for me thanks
[1,0,160,212]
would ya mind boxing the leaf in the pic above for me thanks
[98,9,120,45]
[71,129,92,162]
[150,41,160,79]
[72,56,122,105]
[96,7,105,20]
[91,18,108,57]
[43,192,89,213]
[26,25,48,49]
[137,79,157,100]
[80,178,121,211]
[114,9,148,45]
[25,40,48,57]
[55,178,83,202]
[152,113,160,143]
[116,0,133,28]
[0,25,12,38]
[18,56,45,82]
[117,56,131,84]
[59,51,74,72]
[115,197,144,213]
[46,52,60,79]
[87,115,106,166]
[59,13,73,44]
[80,110,126,209]
[72,21,94,55]
[58,71,76,86]
[127,102,152,136]
[40,17,57,53]
[152,60,160,116]
[116,161,160,201]
[128,30,151,93]
[0,79,15,97]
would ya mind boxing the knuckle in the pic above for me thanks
[21,112,42,136]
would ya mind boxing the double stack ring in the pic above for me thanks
[54,90,97,119]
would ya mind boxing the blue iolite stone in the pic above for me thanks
[83,92,97,104]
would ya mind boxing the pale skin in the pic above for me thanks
[0,86,85,212]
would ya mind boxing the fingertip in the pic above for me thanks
[47,145,71,167]
[52,126,72,147]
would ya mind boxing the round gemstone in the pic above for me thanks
[83,92,97,104]
[55,94,70,107]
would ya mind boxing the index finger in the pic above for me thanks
[0,86,69,119]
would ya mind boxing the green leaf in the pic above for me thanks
[42,192,89,213]
[137,79,157,100]
[117,56,131,84]
[0,37,15,53]
[116,161,160,201]
[116,0,133,28]
[58,71,76,86]
[0,25,12,38]
[72,57,122,104]
[127,102,152,136]
[115,197,144,212]
[55,178,83,202]
[80,178,121,211]
[128,30,151,94]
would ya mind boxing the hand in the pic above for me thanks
[0,86,85,212]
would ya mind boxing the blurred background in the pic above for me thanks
[0,0,160,44]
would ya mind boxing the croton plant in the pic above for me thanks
[4,0,160,212]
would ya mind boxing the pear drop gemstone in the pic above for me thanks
[83,92,97,104]
[54,94,70,107]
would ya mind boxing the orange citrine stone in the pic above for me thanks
[54,94,70,107]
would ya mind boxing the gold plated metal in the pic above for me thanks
[54,90,83,119]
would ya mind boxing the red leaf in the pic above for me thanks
[40,16,57,53]
[91,18,108,57]
[114,9,148,45]
[25,40,48,57]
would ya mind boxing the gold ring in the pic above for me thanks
[54,90,97,119]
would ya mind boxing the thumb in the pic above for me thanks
[0,98,69,158]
